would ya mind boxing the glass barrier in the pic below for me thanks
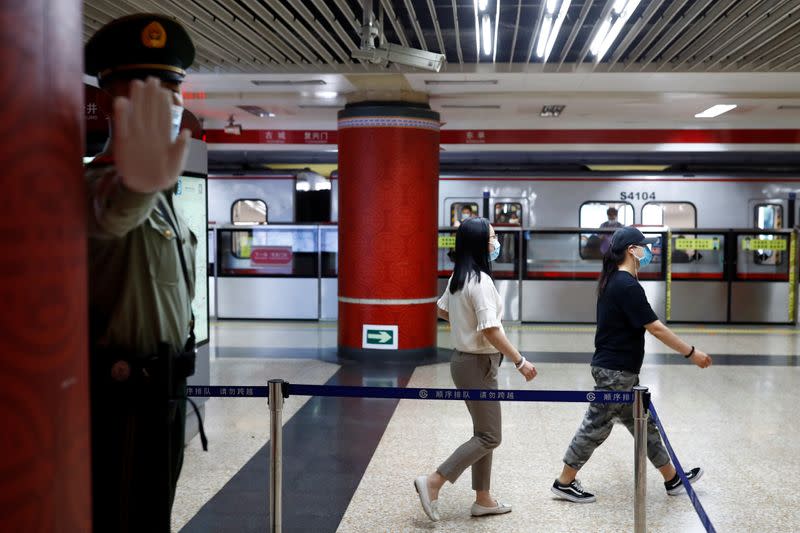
[217,225,319,277]
[320,226,338,278]
[669,232,725,280]
[735,231,790,281]
[526,229,666,280]
[437,227,520,280]
[437,228,456,275]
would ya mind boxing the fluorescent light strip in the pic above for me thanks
[424,79,499,85]
[545,0,571,61]
[482,14,492,55]
[536,0,572,62]
[694,104,737,118]
[251,79,327,86]
[589,0,641,61]
[479,0,488,11]
[493,0,500,63]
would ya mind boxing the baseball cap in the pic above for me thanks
[610,226,658,253]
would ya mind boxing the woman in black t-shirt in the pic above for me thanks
[550,227,712,503]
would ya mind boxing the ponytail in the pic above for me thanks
[598,247,627,296]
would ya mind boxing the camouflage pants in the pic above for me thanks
[563,366,670,470]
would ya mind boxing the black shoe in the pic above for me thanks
[665,467,704,495]
[551,479,596,503]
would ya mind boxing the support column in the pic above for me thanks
[0,1,90,531]
[337,102,440,360]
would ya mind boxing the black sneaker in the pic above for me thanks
[665,467,704,495]
[551,479,596,503]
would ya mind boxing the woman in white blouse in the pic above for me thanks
[414,217,537,522]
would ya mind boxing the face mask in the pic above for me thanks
[170,105,184,141]
[633,245,653,268]
[489,238,501,262]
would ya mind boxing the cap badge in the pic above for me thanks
[141,21,167,49]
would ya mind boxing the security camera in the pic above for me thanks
[354,0,445,72]
[352,43,445,72]
[224,115,242,135]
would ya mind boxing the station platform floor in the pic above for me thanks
[173,321,800,533]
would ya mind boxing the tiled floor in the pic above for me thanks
[174,320,800,533]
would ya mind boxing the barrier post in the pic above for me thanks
[268,379,285,533]
[633,386,649,533]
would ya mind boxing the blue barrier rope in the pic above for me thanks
[648,402,716,533]
[186,384,635,403]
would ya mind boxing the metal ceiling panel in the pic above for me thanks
[81,0,800,74]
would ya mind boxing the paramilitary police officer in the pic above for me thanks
[85,14,200,533]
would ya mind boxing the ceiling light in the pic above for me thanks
[441,104,501,109]
[251,79,327,86]
[237,105,274,117]
[694,104,737,118]
[315,91,338,99]
[590,0,641,61]
[481,14,493,55]
[298,104,341,109]
[612,0,629,14]
[425,79,499,85]
[537,0,571,62]
[478,0,489,11]
[540,104,566,117]
[536,15,552,58]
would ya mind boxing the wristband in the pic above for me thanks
[684,346,695,358]
[515,356,526,370]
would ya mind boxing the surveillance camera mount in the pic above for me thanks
[355,0,445,72]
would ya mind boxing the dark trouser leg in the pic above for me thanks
[169,377,187,512]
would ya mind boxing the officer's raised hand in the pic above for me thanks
[113,77,190,194]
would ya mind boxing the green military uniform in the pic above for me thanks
[85,14,197,533]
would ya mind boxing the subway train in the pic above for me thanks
[208,171,799,326]
[208,171,798,228]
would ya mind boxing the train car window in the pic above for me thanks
[232,199,268,225]
[451,202,479,227]
[755,204,783,230]
[641,202,696,228]
[494,203,522,225]
[753,204,784,265]
[579,202,633,259]
[579,201,634,228]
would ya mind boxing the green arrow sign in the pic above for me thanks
[362,325,398,350]
[367,330,393,344]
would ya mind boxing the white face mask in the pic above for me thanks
[170,105,184,141]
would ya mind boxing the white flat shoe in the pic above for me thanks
[471,501,512,517]
[414,476,440,522]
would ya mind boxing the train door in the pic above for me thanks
[491,199,526,322]
[748,199,786,268]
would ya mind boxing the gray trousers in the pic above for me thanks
[437,351,502,491]
[563,366,670,470]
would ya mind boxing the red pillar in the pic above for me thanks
[337,102,440,360]
[0,1,91,531]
